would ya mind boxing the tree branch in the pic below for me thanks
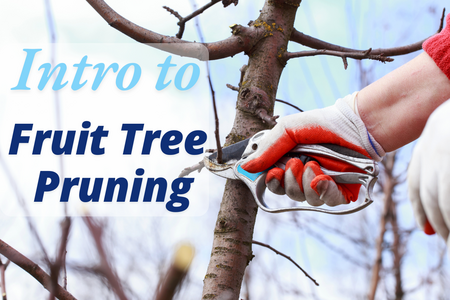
[155,244,194,300]
[49,218,71,300]
[0,240,76,300]
[275,99,303,112]
[252,240,318,286]
[284,48,394,70]
[368,152,396,300]
[163,0,221,39]
[190,0,223,164]
[0,258,8,300]
[289,8,445,57]
[83,217,128,300]
[86,0,253,60]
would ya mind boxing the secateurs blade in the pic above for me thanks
[203,130,379,215]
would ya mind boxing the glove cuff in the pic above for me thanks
[337,93,386,161]
[423,14,450,81]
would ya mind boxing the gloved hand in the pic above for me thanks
[408,99,450,243]
[241,92,385,206]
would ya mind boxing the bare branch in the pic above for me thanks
[0,152,50,265]
[226,83,239,91]
[86,0,253,60]
[162,6,182,21]
[83,217,128,300]
[49,218,71,300]
[284,48,394,70]
[164,1,221,39]
[227,84,304,112]
[368,153,397,300]
[0,258,7,300]
[239,64,247,88]
[191,0,223,164]
[275,99,303,112]
[0,239,76,300]
[290,8,446,57]
[208,67,223,164]
[155,244,195,300]
[252,240,319,286]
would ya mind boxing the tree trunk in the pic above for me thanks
[201,1,302,299]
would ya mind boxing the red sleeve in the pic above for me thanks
[423,14,450,81]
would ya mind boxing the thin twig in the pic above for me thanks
[163,1,221,39]
[49,218,71,300]
[226,84,304,112]
[0,240,77,300]
[285,48,394,70]
[275,99,303,112]
[209,66,223,164]
[0,258,7,300]
[252,240,319,286]
[191,0,223,164]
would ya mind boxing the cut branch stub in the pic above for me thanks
[238,87,271,114]
[222,0,238,7]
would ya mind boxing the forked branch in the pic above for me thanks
[86,0,252,60]
[0,239,77,300]
[163,0,222,39]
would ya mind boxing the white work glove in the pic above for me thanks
[241,92,385,206]
[408,99,450,244]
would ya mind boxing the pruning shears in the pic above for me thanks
[203,130,379,215]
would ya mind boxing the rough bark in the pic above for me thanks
[201,1,302,299]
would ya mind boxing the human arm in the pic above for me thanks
[358,52,450,152]
[242,15,450,211]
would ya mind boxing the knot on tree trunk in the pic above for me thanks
[238,86,271,113]
[238,87,278,127]
[229,25,266,55]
